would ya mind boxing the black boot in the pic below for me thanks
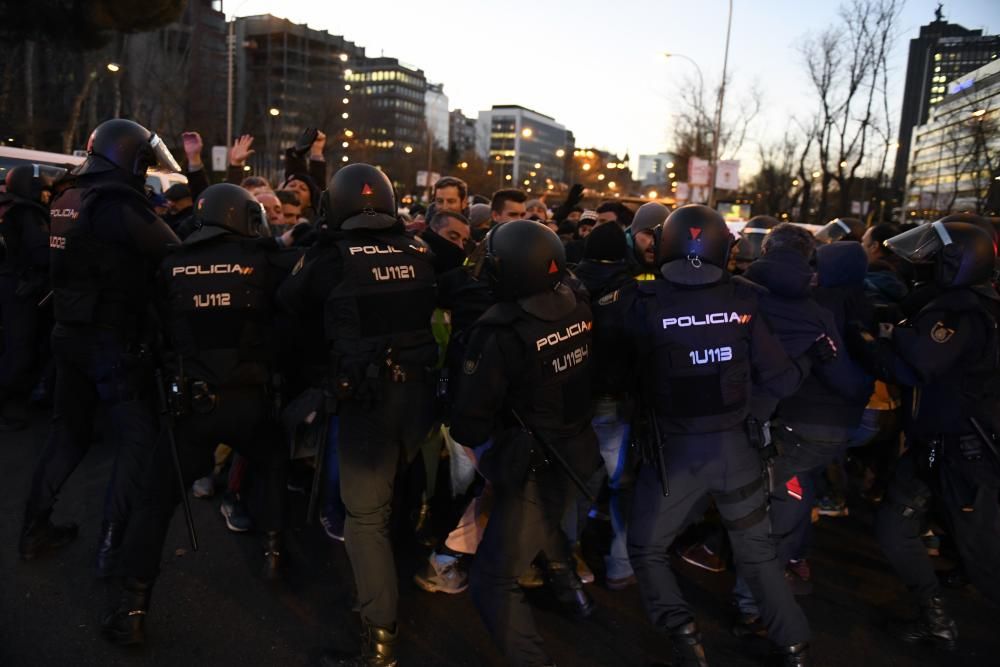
[412,501,435,548]
[669,622,709,667]
[101,577,153,646]
[891,595,957,649]
[96,520,126,578]
[319,620,398,667]
[263,531,282,581]
[19,508,78,560]
[772,642,810,666]
[545,559,595,618]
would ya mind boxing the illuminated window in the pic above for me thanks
[934,53,942,61]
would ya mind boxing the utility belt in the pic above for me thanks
[165,377,220,417]
[924,431,999,466]
[330,345,435,411]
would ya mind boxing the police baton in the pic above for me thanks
[969,417,1000,463]
[154,369,199,552]
[510,409,595,503]
[646,407,670,497]
[306,410,329,525]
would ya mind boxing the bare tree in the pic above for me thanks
[800,0,902,222]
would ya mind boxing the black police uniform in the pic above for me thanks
[0,182,51,428]
[871,284,1000,606]
[104,218,297,647]
[280,164,438,666]
[624,206,815,665]
[455,291,597,667]
[21,159,179,560]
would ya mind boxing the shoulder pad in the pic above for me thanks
[476,302,523,328]
[732,275,769,296]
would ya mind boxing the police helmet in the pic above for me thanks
[734,215,779,262]
[322,163,396,231]
[195,183,270,238]
[814,217,865,243]
[78,119,181,178]
[658,205,733,267]
[484,219,565,301]
[885,220,995,288]
[4,164,67,202]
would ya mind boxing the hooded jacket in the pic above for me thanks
[744,248,873,428]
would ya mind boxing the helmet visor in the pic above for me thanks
[149,134,182,173]
[884,221,952,264]
[247,201,271,238]
[814,218,852,243]
[735,228,769,261]
[32,164,69,185]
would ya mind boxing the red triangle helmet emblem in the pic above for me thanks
[548,259,559,274]
[361,183,374,196]
[690,227,702,240]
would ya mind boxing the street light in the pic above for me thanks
[268,107,280,117]
[582,163,591,171]
[663,52,704,92]
[106,62,121,73]
[972,109,986,117]
[555,148,565,158]
[106,63,122,118]
[404,146,413,154]
[648,190,658,199]
[521,127,533,138]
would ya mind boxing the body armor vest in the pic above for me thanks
[325,231,437,372]
[160,237,276,386]
[478,296,594,440]
[639,276,759,434]
[49,184,152,330]
[909,288,1000,437]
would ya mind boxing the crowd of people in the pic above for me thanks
[1,117,998,667]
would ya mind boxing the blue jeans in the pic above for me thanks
[593,397,634,580]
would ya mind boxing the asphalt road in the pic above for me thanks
[1,408,996,667]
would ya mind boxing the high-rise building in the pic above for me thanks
[637,152,677,187]
[476,105,572,191]
[347,57,427,168]
[904,58,1000,219]
[234,14,363,177]
[448,109,477,158]
[425,82,449,150]
[893,8,999,190]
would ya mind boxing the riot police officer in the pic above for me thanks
[451,219,599,666]
[102,183,296,645]
[856,221,1000,648]
[731,214,779,274]
[625,205,831,667]
[280,164,438,667]
[20,119,181,569]
[814,216,865,244]
[0,164,63,431]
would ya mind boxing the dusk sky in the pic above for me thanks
[233,0,999,175]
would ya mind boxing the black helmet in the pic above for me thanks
[323,163,396,231]
[658,204,733,267]
[194,183,270,238]
[4,164,67,202]
[885,220,995,288]
[79,119,181,178]
[734,215,779,262]
[815,217,864,243]
[484,219,565,301]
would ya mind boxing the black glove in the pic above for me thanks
[806,334,838,364]
[566,183,584,208]
[292,127,319,157]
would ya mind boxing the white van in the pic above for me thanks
[0,146,186,193]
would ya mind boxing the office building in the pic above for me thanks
[476,105,572,190]
[347,57,427,166]
[425,82,449,150]
[893,8,999,189]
